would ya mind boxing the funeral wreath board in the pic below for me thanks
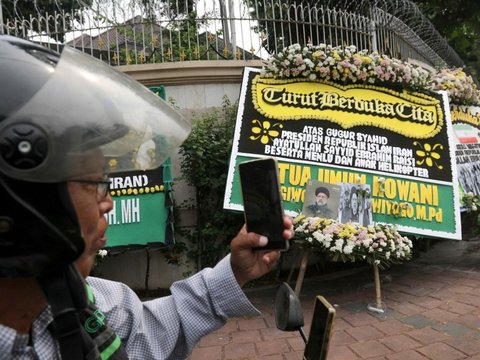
[450,105,480,203]
[224,67,461,240]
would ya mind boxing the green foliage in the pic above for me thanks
[103,11,220,64]
[178,97,244,270]
[105,0,196,21]
[2,0,92,41]
[460,192,480,238]
[412,0,480,82]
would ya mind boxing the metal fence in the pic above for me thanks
[0,0,464,69]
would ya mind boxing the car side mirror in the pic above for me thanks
[274,282,307,342]
[274,282,337,360]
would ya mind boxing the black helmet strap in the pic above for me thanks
[37,265,89,360]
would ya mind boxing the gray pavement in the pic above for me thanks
[188,235,480,359]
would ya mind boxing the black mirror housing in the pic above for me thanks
[274,282,304,331]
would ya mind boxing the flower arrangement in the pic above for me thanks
[260,43,480,106]
[260,43,431,90]
[461,192,480,238]
[462,192,480,213]
[292,215,413,270]
[428,68,480,106]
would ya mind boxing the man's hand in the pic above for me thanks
[230,216,294,287]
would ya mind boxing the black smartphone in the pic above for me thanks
[304,295,336,360]
[239,157,289,251]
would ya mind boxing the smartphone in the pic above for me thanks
[239,157,289,251]
[304,296,336,360]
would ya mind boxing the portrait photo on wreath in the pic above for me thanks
[338,183,373,227]
[302,180,341,220]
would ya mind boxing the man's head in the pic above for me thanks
[67,148,113,277]
[342,188,350,207]
[0,35,190,277]
[350,187,358,213]
[314,186,330,206]
[364,187,371,209]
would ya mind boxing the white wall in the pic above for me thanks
[165,83,242,110]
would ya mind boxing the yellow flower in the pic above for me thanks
[362,56,372,64]
[345,224,356,232]
[324,219,333,226]
[413,142,443,169]
[108,159,118,170]
[250,120,283,145]
[312,51,322,60]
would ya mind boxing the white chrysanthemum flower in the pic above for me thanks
[98,249,108,258]
[304,58,314,68]
[335,238,344,249]
[343,245,354,254]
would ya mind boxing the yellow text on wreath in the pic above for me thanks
[252,77,443,139]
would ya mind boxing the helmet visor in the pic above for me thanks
[1,45,191,182]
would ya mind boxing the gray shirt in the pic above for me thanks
[0,255,259,360]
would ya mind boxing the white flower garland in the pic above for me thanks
[293,215,413,270]
[261,43,480,106]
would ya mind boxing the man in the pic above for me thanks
[361,187,373,226]
[339,184,351,224]
[304,186,335,219]
[0,35,293,359]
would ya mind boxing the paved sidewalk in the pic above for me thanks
[188,236,480,360]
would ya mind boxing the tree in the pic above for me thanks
[1,0,92,41]
[411,0,480,82]
[1,0,195,40]
[244,0,325,54]
[178,97,244,270]
[95,0,196,21]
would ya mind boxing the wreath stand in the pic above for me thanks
[366,264,387,317]
[286,246,311,296]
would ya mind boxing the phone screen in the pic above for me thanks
[304,296,336,360]
[239,158,288,251]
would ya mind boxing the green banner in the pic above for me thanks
[105,86,175,250]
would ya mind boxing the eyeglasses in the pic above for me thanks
[69,176,111,200]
